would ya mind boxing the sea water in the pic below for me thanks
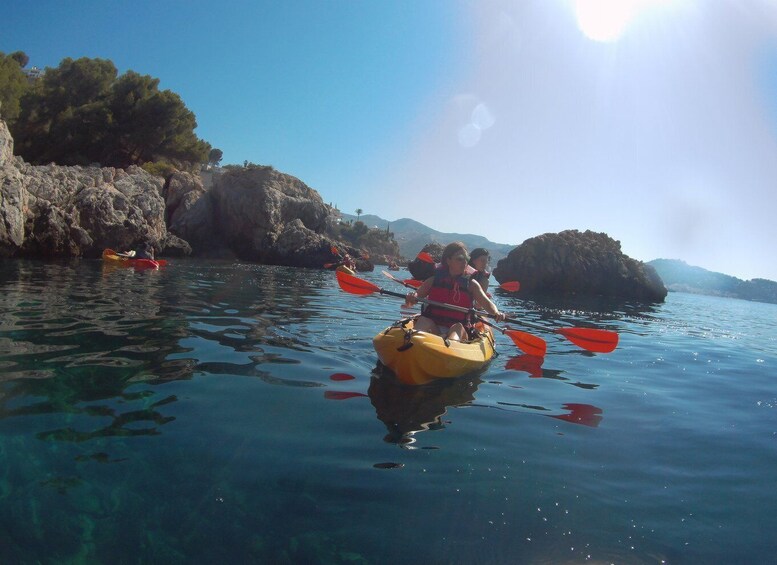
[0,259,775,564]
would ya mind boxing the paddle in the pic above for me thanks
[380,270,542,353]
[501,315,618,353]
[477,318,547,356]
[416,251,435,264]
[338,271,547,356]
[387,272,618,353]
[399,277,520,293]
[373,270,618,354]
[499,281,520,292]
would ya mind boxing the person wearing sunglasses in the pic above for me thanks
[404,241,505,341]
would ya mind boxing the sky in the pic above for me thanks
[3,0,777,281]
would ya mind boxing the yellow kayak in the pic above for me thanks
[373,318,496,385]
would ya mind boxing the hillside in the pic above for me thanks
[648,259,777,304]
[339,213,515,262]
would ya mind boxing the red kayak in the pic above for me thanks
[102,248,167,269]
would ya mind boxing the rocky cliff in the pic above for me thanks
[165,166,343,266]
[493,230,667,302]
[0,118,189,257]
[0,118,349,267]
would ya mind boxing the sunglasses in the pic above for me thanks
[451,255,469,262]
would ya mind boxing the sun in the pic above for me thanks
[572,0,661,42]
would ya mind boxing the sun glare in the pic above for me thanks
[573,0,667,42]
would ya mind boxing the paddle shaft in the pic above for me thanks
[373,270,616,353]
[384,271,554,335]
[379,286,510,325]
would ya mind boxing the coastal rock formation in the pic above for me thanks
[164,166,341,266]
[0,118,343,266]
[493,230,667,301]
[208,167,338,266]
[407,242,444,280]
[0,117,182,257]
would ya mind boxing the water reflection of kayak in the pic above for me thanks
[368,371,481,445]
[102,248,165,269]
[372,318,496,385]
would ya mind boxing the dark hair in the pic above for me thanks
[469,248,489,267]
[440,241,469,266]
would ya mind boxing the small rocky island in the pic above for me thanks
[493,230,667,302]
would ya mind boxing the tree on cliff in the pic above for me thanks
[0,51,30,122]
[208,148,223,167]
[10,57,210,168]
[10,51,30,68]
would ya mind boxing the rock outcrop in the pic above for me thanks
[0,118,344,266]
[0,118,188,258]
[163,166,342,266]
[407,242,444,280]
[493,230,667,302]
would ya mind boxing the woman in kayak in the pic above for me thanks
[118,241,155,260]
[135,242,155,260]
[468,247,491,292]
[404,241,505,341]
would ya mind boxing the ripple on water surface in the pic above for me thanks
[0,260,776,563]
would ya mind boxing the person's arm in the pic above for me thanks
[470,280,504,321]
[404,277,434,306]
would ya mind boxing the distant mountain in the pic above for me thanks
[339,213,516,262]
[648,259,777,304]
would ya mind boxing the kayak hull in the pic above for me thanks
[102,248,162,269]
[373,318,496,385]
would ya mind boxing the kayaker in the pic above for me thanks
[404,241,505,341]
[134,242,155,260]
[117,241,154,259]
[468,248,491,292]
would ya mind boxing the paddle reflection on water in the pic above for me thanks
[504,353,600,390]
[325,361,605,449]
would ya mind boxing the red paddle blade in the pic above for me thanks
[323,262,337,269]
[505,330,547,357]
[550,403,603,427]
[499,281,520,292]
[403,278,423,288]
[417,252,435,264]
[336,270,380,295]
[556,328,619,353]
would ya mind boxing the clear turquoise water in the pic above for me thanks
[1,259,775,564]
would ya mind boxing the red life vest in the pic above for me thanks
[423,269,473,325]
